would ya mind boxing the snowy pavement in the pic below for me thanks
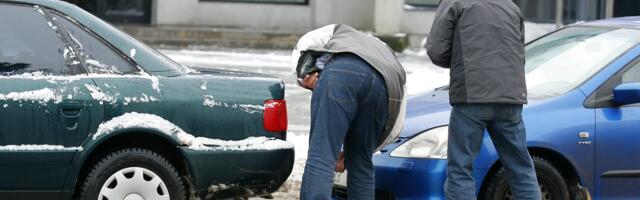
[159,22,556,199]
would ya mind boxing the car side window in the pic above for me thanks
[52,12,138,75]
[622,62,640,84]
[585,58,640,108]
[0,4,75,75]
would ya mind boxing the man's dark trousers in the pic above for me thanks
[445,104,542,200]
[300,53,389,200]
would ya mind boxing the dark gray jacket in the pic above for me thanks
[292,24,407,151]
[426,0,527,104]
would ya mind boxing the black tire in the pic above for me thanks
[78,148,186,200]
[481,156,570,200]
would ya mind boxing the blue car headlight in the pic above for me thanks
[390,126,448,159]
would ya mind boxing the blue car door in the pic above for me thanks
[593,57,640,198]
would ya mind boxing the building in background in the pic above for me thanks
[66,0,152,24]
[64,0,640,48]
[514,0,640,23]
[68,0,640,28]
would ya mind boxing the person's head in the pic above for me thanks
[291,24,336,88]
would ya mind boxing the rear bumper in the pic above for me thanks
[178,147,294,198]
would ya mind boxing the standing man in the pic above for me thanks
[426,1,542,200]
[292,24,406,199]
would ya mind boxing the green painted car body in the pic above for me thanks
[0,0,293,199]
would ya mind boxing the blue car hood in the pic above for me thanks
[400,88,451,138]
[400,87,544,138]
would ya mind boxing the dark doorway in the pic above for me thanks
[68,0,152,24]
[614,0,640,17]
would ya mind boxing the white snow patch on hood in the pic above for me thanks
[239,104,265,114]
[189,136,294,151]
[123,94,158,105]
[201,96,265,114]
[33,5,44,15]
[85,84,115,103]
[93,112,194,144]
[0,88,62,104]
[130,48,137,58]
[93,112,293,151]
[0,144,82,151]
[203,95,220,107]
[200,80,207,91]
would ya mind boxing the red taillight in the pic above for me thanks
[263,99,288,132]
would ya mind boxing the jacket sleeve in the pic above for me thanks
[426,0,460,68]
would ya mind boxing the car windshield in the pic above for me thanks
[525,26,640,98]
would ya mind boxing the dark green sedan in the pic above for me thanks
[0,0,294,199]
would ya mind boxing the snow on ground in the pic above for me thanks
[159,22,556,199]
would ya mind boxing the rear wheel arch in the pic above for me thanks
[71,131,194,199]
[479,147,584,200]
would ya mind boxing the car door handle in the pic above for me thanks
[60,101,85,118]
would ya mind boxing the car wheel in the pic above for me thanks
[79,148,185,200]
[482,156,570,200]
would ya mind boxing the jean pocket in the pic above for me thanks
[507,105,523,123]
[328,83,359,104]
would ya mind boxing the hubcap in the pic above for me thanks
[98,167,170,200]
[124,194,144,200]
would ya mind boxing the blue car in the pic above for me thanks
[333,17,640,200]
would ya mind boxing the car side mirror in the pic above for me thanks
[613,83,640,105]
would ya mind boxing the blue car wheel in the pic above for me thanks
[481,156,570,200]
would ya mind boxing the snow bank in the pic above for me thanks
[0,144,82,151]
[93,112,293,151]
[161,49,291,69]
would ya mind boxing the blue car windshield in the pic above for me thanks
[525,26,640,98]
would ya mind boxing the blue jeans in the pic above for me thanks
[300,53,389,200]
[446,104,541,200]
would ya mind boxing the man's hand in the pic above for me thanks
[335,151,345,173]
[301,72,319,90]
